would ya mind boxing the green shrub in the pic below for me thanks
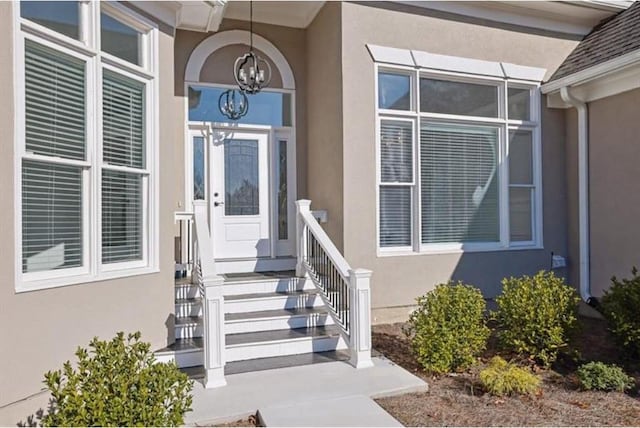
[577,361,634,392]
[404,282,490,374]
[600,268,640,358]
[494,271,580,366]
[479,356,540,396]
[42,332,193,427]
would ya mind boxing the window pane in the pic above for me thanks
[421,122,499,243]
[278,140,288,240]
[508,87,530,121]
[103,70,145,169]
[378,73,411,110]
[22,160,83,273]
[510,187,532,242]
[420,78,499,118]
[189,85,291,127]
[379,186,412,247]
[193,136,205,200]
[21,1,79,40]
[224,139,259,216]
[25,40,85,160]
[509,130,533,185]
[380,120,413,183]
[102,170,143,263]
[101,12,142,66]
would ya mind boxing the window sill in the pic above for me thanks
[377,244,543,258]
[15,266,161,294]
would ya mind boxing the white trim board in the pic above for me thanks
[185,30,295,89]
[367,44,546,82]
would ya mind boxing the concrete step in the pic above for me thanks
[175,316,204,339]
[257,395,403,427]
[175,298,202,318]
[155,338,203,368]
[225,289,323,313]
[225,307,335,334]
[225,326,347,362]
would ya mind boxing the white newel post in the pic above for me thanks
[193,201,227,388]
[348,268,374,369]
[203,275,226,388]
[295,200,311,277]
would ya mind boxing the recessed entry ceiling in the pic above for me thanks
[223,1,325,29]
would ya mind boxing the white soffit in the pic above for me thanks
[131,1,228,32]
[397,1,630,36]
[367,44,546,82]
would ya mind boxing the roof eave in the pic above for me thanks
[542,48,640,94]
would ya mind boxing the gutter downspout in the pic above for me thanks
[559,86,594,305]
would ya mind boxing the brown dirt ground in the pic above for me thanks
[373,317,640,427]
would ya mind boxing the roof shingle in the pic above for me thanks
[549,1,640,81]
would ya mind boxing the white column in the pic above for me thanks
[348,268,374,369]
[203,275,226,388]
[295,200,311,277]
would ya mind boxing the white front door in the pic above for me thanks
[211,130,270,259]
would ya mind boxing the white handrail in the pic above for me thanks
[295,199,373,369]
[299,209,351,278]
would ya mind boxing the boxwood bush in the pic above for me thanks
[404,282,490,374]
[42,332,193,427]
[600,268,640,358]
[577,361,634,392]
[494,271,580,366]
[479,356,540,396]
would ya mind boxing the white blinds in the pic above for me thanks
[102,71,145,264]
[23,161,83,273]
[22,41,85,274]
[102,171,143,263]
[420,123,499,243]
[25,40,86,160]
[379,187,412,247]
[103,70,145,168]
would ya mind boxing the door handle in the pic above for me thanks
[214,201,225,207]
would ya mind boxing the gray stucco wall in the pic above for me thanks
[0,3,180,423]
[339,2,579,319]
[565,87,640,298]
[306,3,344,250]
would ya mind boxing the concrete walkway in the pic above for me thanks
[185,356,427,426]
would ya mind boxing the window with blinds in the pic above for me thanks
[22,41,86,274]
[18,1,156,288]
[376,66,540,252]
[379,120,413,247]
[420,123,499,243]
[102,71,146,264]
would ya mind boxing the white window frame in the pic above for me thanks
[14,1,160,292]
[375,62,543,256]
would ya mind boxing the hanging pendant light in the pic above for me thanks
[218,89,249,121]
[233,0,271,94]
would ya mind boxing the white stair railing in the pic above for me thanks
[192,200,226,388]
[295,200,373,369]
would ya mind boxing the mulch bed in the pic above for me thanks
[373,317,640,426]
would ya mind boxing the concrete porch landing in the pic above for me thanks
[185,356,427,426]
